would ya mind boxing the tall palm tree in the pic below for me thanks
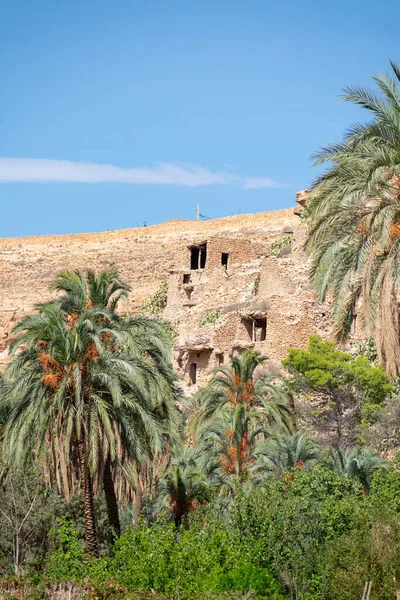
[253,431,319,480]
[191,350,292,483]
[48,269,178,538]
[321,446,388,492]
[306,61,400,377]
[2,272,177,555]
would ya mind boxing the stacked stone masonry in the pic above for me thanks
[0,204,362,390]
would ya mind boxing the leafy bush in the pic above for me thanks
[108,521,252,598]
[229,468,363,598]
[45,518,88,583]
[218,563,282,596]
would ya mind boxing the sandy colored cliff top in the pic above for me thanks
[0,207,297,246]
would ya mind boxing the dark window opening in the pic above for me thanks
[185,288,192,300]
[243,317,267,342]
[190,247,200,270]
[216,353,224,365]
[190,363,197,385]
[350,314,357,334]
[255,318,267,342]
[183,273,191,284]
[190,243,207,270]
[221,253,229,268]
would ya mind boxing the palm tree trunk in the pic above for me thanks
[78,438,98,557]
[134,485,143,526]
[103,455,121,539]
[174,512,182,528]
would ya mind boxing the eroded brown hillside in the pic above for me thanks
[0,205,361,387]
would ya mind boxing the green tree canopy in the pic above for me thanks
[283,336,393,442]
[283,336,392,403]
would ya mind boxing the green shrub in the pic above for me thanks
[45,518,88,583]
[283,336,393,442]
[107,522,240,598]
[218,562,281,596]
[351,336,378,364]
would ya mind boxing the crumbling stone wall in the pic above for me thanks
[205,238,259,269]
[0,204,362,388]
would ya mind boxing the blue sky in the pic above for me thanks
[0,0,398,237]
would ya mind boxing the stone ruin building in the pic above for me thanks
[0,191,362,390]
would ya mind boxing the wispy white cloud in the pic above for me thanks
[0,158,284,189]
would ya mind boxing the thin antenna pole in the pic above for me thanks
[196,204,200,221]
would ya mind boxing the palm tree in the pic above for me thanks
[253,431,319,480]
[192,350,292,429]
[48,269,178,538]
[2,272,178,555]
[199,404,270,483]
[321,446,388,492]
[161,444,210,527]
[191,350,292,483]
[306,61,400,377]
[51,268,131,315]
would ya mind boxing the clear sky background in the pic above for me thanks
[0,0,398,237]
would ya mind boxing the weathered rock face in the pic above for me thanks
[0,205,361,385]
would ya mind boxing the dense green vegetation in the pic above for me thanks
[2,464,400,599]
[3,63,400,599]
[0,269,399,599]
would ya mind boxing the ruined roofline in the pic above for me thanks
[0,205,298,246]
